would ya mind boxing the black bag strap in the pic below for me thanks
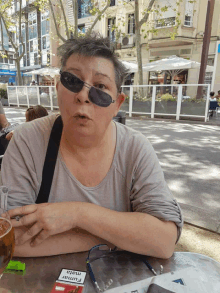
[36,115,63,204]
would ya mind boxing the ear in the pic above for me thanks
[117,92,126,106]
[114,92,126,116]
[56,80,60,91]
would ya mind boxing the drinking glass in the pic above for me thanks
[0,187,15,278]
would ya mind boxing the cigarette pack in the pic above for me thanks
[50,269,86,293]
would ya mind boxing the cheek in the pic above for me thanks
[58,89,72,110]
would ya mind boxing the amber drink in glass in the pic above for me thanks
[0,187,15,277]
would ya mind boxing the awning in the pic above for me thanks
[142,56,214,72]
[28,67,60,78]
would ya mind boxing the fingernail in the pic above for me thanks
[30,241,35,247]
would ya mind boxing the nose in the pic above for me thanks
[74,84,90,104]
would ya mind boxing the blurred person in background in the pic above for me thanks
[6,105,48,141]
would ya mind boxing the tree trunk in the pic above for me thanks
[73,0,78,37]
[16,59,22,85]
[135,0,143,97]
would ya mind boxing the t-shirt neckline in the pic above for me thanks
[59,121,119,190]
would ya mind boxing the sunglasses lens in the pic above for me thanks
[60,72,83,93]
[89,87,113,107]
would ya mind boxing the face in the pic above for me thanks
[56,54,125,139]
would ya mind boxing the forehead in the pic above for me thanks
[65,53,116,81]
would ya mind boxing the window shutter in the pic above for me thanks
[155,0,176,19]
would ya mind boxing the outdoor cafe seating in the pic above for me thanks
[209,101,220,117]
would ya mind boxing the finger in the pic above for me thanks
[8,205,37,218]
[30,229,50,247]
[15,223,42,246]
[11,212,37,228]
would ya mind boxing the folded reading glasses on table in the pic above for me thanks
[60,71,115,107]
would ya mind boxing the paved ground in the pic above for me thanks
[2,107,220,262]
[126,117,220,233]
[175,223,220,262]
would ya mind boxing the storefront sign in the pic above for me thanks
[0,69,17,76]
[218,44,220,53]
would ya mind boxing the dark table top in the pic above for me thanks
[0,252,220,293]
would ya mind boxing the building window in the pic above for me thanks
[207,57,214,66]
[28,11,37,39]
[205,72,212,85]
[30,40,33,52]
[29,39,38,54]
[155,17,175,28]
[23,55,26,67]
[9,55,14,64]
[78,0,91,19]
[27,56,30,67]
[108,18,116,42]
[47,51,50,63]
[78,24,85,34]
[184,15,192,27]
[128,14,135,34]
[41,11,50,36]
[155,0,176,28]
[34,52,38,65]
[184,0,194,27]
[42,36,46,50]
[110,0,115,6]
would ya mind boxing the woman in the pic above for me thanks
[0,100,10,131]
[5,105,48,141]
[0,101,10,165]
[2,36,182,258]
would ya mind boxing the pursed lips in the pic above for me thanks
[73,113,91,120]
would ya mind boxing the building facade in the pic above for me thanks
[1,0,220,92]
[62,0,220,94]
[0,0,51,85]
[0,20,16,84]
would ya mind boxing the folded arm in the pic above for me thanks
[9,202,177,258]
[13,226,111,257]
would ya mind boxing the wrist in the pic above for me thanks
[75,202,91,230]
[72,201,87,229]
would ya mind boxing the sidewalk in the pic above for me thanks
[175,223,220,262]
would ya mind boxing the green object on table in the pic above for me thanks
[6,260,25,272]
[4,268,26,276]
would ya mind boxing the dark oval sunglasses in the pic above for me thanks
[60,71,115,107]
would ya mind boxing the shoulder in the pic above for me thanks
[11,114,59,154]
[14,114,58,141]
[116,121,154,153]
[115,121,156,172]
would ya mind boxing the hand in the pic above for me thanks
[8,202,81,246]
[6,131,14,141]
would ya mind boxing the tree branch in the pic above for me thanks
[86,0,111,37]
[48,0,67,42]
[0,12,16,50]
[139,0,156,27]
[58,0,69,39]
[0,14,6,53]
[18,0,25,60]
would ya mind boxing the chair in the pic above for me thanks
[209,101,219,117]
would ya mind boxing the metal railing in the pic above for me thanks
[121,84,211,122]
[7,86,58,110]
[7,84,211,122]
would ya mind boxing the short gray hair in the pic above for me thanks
[57,36,129,92]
